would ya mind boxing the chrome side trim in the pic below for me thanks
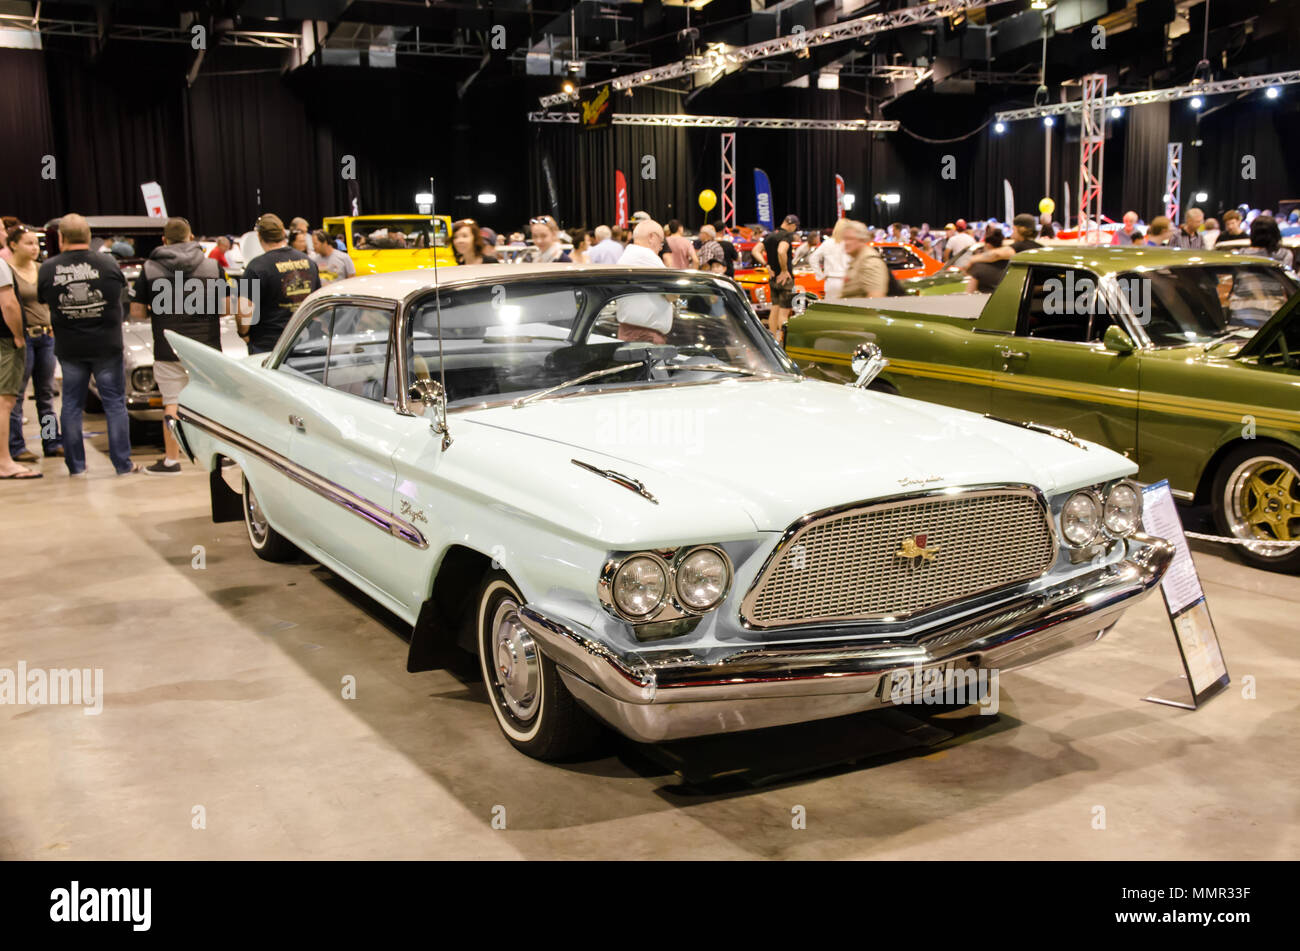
[572,459,659,505]
[738,483,1059,630]
[165,415,196,464]
[176,407,428,550]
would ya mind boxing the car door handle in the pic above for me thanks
[998,347,1027,359]
[289,414,306,432]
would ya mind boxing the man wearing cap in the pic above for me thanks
[238,214,320,354]
[944,220,975,262]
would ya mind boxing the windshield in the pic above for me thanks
[1124,265,1299,346]
[350,218,447,250]
[405,275,793,408]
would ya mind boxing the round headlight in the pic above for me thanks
[131,366,155,393]
[1061,491,1103,547]
[612,556,667,619]
[1104,482,1141,536]
[676,547,731,612]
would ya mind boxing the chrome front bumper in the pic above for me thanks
[519,533,1174,743]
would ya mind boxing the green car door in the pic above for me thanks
[988,263,1141,458]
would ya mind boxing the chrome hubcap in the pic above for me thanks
[492,599,540,721]
[1225,456,1299,558]
[245,482,269,545]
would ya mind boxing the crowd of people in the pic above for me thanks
[2,196,1295,483]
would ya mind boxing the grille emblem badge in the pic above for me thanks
[896,533,940,566]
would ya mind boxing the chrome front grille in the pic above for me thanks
[741,486,1057,629]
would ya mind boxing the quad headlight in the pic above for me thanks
[611,555,668,619]
[1103,482,1142,537]
[675,546,731,612]
[131,366,155,394]
[1059,481,1142,548]
[601,546,733,623]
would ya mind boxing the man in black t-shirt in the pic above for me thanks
[760,214,799,336]
[38,213,137,476]
[239,213,321,354]
[131,216,229,474]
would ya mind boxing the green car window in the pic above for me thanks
[1127,265,1298,346]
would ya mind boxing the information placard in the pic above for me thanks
[1141,481,1230,708]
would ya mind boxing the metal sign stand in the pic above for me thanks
[1139,481,1230,709]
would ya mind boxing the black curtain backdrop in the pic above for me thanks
[3,44,1299,237]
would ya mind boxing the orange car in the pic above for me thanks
[734,241,942,311]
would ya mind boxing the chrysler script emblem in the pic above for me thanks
[896,533,940,566]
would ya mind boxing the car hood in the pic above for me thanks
[461,377,1134,533]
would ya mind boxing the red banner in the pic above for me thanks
[615,170,628,229]
[835,174,845,219]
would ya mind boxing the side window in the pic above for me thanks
[279,307,333,383]
[326,304,395,401]
[1019,266,1110,343]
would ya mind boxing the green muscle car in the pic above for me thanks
[786,247,1300,572]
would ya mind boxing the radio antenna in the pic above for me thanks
[428,175,452,450]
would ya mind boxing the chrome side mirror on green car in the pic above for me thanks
[1103,324,1137,354]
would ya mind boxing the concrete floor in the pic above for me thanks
[1,415,1297,860]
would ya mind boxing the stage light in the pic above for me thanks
[882,193,900,204]
[1043,116,1055,127]
[1190,96,1203,109]
[1110,107,1123,119]
[994,121,1006,133]
[561,80,575,95]
[1194,191,1208,202]
[478,193,497,205]
[415,192,433,205]
[843,192,856,211]
[1266,86,1280,99]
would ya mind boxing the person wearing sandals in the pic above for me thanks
[6,227,61,464]
[0,255,39,479]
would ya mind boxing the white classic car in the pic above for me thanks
[167,264,1173,760]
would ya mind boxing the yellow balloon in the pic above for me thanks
[698,189,718,212]
[1038,197,1055,215]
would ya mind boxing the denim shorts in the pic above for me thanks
[0,337,23,397]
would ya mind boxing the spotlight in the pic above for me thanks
[478,193,497,205]
[1266,86,1280,99]
[561,80,575,95]
[994,121,1006,134]
[1194,191,1208,202]
[1110,107,1122,119]
[1043,116,1055,127]
[1190,96,1203,109]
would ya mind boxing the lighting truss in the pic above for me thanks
[528,112,900,131]
[0,14,301,48]
[1165,143,1182,225]
[540,0,1022,106]
[721,132,737,228]
[1077,73,1106,243]
[994,70,1300,122]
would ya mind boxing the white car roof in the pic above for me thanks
[307,263,693,303]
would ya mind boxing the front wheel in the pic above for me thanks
[1211,444,1300,572]
[475,571,603,760]
[243,475,298,562]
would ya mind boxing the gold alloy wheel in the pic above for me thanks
[1225,456,1300,558]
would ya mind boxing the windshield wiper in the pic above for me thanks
[512,363,645,408]
[512,360,766,408]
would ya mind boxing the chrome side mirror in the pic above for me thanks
[408,377,453,451]
[849,342,889,389]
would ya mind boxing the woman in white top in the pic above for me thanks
[809,218,850,301]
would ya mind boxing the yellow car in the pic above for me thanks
[322,214,457,274]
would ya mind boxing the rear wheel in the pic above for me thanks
[475,570,603,760]
[1211,444,1300,572]
[243,476,298,562]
